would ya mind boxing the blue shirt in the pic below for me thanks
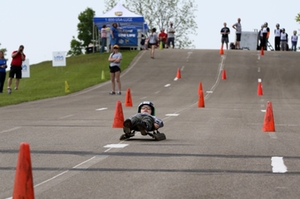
[110,26,118,39]
[0,59,7,73]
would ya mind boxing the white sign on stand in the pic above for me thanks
[52,51,66,67]
[22,59,30,78]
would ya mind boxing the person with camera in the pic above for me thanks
[7,45,26,94]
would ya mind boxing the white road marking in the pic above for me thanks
[104,144,128,148]
[258,67,261,72]
[206,91,213,93]
[271,157,287,173]
[0,127,21,134]
[261,110,266,112]
[96,108,108,111]
[165,113,179,116]
[59,114,74,119]
[268,133,278,139]
[164,84,171,87]
[258,78,262,82]
[174,77,178,81]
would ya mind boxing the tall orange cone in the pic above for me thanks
[124,88,133,107]
[262,101,275,132]
[222,69,227,80]
[198,82,203,95]
[113,100,125,128]
[220,46,224,55]
[260,46,264,56]
[257,79,263,96]
[176,68,181,79]
[13,142,35,199]
[198,90,205,108]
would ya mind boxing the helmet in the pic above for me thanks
[137,101,155,116]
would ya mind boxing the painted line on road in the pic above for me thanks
[268,133,278,139]
[271,157,287,173]
[165,113,179,117]
[164,84,171,87]
[96,108,108,111]
[59,114,74,119]
[0,127,21,134]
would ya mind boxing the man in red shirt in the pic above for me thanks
[7,45,26,94]
[158,28,168,48]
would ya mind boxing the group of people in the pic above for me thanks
[220,18,242,50]
[0,45,26,94]
[221,18,298,51]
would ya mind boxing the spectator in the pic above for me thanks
[167,22,175,49]
[291,30,298,51]
[7,45,25,94]
[108,45,122,95]
[158,28,168,49]
[220,22,230,50]
[100,25,107,53]
[265,22,270,50]
[232,18,242,49]
[280,28,288,51]
[110,23,119,52]
[0,51,7,93]
[148,28,158,59]
[274,23,282,51]
[261,23,268,50]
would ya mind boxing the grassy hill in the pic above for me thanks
[0,51,139,107]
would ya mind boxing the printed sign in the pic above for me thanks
[22,59,30,78]
[52,51,66,67]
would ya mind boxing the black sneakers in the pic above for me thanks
[123,119,132,134]
[136,122,148,135]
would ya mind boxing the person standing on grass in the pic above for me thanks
[110,23,119,52]
[100,25,107,53]
[108,45,122,95]
[0,51,7,93]
[7,45,25,94]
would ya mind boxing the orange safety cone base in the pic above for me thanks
[198,90,205,108]
[13,142,35,199]
[176,68,181,79]
[262,101,275,132]
[125,88,133,107]
[113,100,125,128]
[257,82,263,96]
[222,69,227,80]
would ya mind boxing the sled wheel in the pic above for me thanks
[120,134,129,140]
[153,133,166,141]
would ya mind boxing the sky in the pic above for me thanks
[1,0,299,65]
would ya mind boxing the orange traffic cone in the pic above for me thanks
[257,80,263,96]
[198,90,205,108]
[112,100,124,128]
[13,142,35,199]
[176,68,181,79]
[220,46,224,55]
[262,101,275,132]
[124,88,133,107]
[260,46,264,56]
[198,82,203,95]
[222,69,227,80]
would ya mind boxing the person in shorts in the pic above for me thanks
[167,22,175,48]
[7,45,26,94]
[108,44,122,95]
[232,18,242,49]
[220,23,230,50]
[148,28,158,58]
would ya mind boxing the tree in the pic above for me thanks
[104,0,198,49]
[69,8,97,56]
[296,13,300,23]
[67,36,83,56]
[77,8,96,48]
[0,43,7,57]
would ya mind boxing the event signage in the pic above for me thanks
[22,59,30,78]
[52,51,66,67]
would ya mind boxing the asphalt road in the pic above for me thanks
[0,49,300,199]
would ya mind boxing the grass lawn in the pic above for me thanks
[0,51,139,107]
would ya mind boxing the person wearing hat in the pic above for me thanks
[108,44,122,95]
[274,23,282,51]
[121,101,164,139]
